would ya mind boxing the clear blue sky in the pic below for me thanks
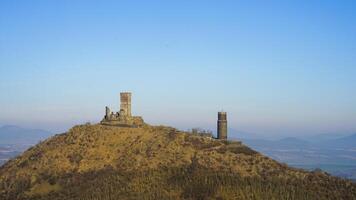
[0,0,355,137]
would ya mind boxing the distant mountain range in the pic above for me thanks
[0,125,53,145]
[319,134,356,149]
[235,133,356,180]
[238,133,356,150]
[0,125,53,166]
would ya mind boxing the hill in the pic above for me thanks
[0,124,355,200]
[322,133,356,149]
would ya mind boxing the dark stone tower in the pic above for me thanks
[217,112,227,139]
[105,106,111,120]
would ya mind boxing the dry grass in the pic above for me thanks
[0,124,355,200]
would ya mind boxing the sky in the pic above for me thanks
[0,0,355,138]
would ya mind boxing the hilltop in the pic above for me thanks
[0,124,355,200]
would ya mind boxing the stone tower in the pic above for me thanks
[120,92,132,117]
[101,92,144,127]
[105,106,111,120]
[217,112,227,139]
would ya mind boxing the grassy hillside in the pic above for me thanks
[0,124,355,200]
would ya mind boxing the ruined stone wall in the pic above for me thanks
[101,92,144,127]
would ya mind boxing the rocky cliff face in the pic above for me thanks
[1,124,355,200]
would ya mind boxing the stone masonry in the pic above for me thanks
[217,112,227,139]
[101,92,144,127]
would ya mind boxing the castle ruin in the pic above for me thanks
[101,92,144,127]
[101,92,228,139]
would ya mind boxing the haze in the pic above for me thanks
[0,0,355,138]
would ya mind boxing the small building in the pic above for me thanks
[101,92,144,127]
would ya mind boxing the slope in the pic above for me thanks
[0,124,355,200]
